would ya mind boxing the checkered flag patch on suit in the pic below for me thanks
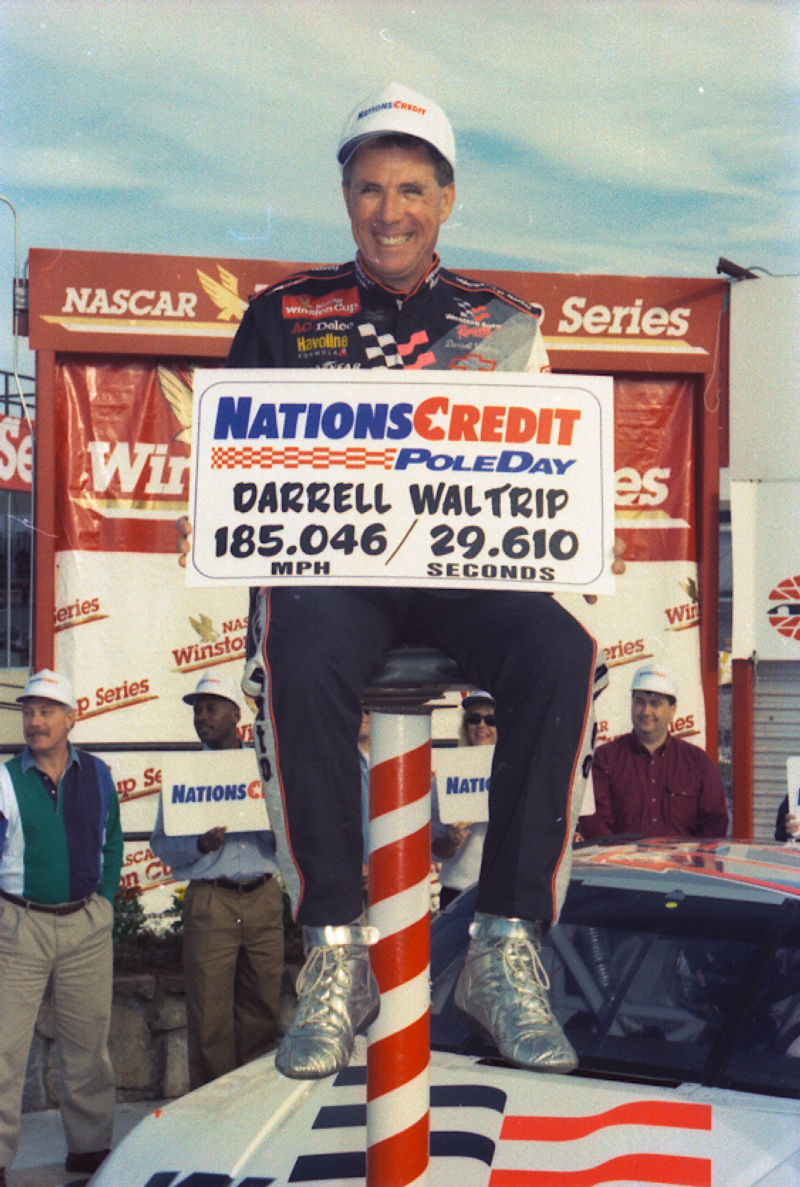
[358,322,404,367]
[358,324,435,368]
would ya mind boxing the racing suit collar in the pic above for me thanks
[354,252,442,301]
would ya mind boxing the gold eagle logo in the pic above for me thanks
[190,614,218,643]
[196,266,247,322]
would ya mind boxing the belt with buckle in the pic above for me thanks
[206,875,272,893]
[0,887,93,916]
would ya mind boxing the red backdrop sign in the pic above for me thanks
[26,249,725,895]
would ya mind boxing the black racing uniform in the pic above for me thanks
[229,254,598,928]
[226,253,551,373]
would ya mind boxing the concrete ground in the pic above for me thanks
[7,1102,164,1187]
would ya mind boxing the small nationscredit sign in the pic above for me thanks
[161,749,269,836]
[433,746,493,824]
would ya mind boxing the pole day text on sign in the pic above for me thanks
[188,370,615,593]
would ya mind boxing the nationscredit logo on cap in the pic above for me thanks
[337,81,456,172]
[630,662,678,699]
[182,671,242,709]
[17,669,77,710]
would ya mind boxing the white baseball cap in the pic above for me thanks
[182,671,242,709]
[462,689,495,710]
[630,662,678,699]
[17,669,77,710]
[338,81,456,172]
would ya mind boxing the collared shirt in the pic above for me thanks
[580,731,729,839]
[0,743,123,903]
[149,798,278,882]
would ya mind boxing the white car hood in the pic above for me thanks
[91,1041,800,1187]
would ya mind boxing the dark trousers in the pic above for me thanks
[252,587,597,928]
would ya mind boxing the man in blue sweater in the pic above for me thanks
[0,669,122,1184]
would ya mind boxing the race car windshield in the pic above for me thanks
[430,883,800,1100]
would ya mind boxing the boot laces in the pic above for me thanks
[293,945,357,1028]
[499,935,554,1020]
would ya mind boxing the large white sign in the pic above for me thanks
[161,749,269,836]
[187,370,615,593]
[731,481,800,659]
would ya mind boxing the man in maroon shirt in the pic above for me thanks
[580,662,728,839]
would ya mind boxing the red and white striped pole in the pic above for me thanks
[367,708,432,1187]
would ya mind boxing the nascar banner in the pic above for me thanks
[105,750,180,909]
[187,369,616,593]
[559,375,702,746]
[52,359,255,748]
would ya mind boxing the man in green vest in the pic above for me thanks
[0,669,123,1184]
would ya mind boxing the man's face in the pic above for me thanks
[358,708,371,748]
[631,691,675,747]
[465,700,497,747]
[22,697,75,757]
[192,695,240,750]
[342,140,455,293]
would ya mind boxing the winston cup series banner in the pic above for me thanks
[51,359,702,898]
[52,362,701,745]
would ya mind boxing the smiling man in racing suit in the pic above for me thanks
[228,82,600,1081]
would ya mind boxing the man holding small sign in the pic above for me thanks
[150,673,283,1089]
[224,83,602,1081]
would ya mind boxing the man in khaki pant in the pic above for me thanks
[0,670,123,1183]
[150,672,283,1089]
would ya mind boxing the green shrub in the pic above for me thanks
[113,888,147,948]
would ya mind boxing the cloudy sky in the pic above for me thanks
[1,0,798,375]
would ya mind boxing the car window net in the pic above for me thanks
[430,882,800,1099]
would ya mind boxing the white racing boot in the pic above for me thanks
[454,912,577,1073]
[276,922,380,1079]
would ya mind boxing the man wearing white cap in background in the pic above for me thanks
[0,669,122,1183]
[228,82,600,1081]
[150,672,283,1090]
[580,661,728,839]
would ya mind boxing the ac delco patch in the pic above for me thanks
[282,289,361,319]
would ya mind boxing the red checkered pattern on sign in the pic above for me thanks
[210,446,396,470]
